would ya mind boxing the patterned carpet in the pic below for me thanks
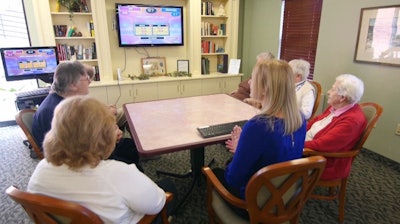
[1,125,400,224]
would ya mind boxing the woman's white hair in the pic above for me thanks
[335,74,364,103]
[288,59,310,81]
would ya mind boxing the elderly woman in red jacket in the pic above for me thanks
[305,74,367,180]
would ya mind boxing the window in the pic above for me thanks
[0,0,34,124]
[280,0,323,79]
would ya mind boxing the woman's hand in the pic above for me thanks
[243,98,262,109]
[225,125,242,154]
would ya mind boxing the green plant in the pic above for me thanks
[57,0,88,19]
[167,71,192,77]
[128,74,150,80]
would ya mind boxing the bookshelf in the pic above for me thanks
[200,0,238,75]
[48,0,100,80]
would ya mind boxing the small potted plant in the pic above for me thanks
[57,0,88,19]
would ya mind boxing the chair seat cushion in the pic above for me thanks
[211,190,249,224]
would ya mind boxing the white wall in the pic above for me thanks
[241,0,400,163]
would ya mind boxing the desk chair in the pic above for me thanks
[303,102,383,223]
[15,109,43,159]
[202,156,327,224]
[308,80,322,120]
[6,186,173,224]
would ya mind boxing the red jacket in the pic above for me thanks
[305,104,367,180]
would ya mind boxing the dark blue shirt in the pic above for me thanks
[32,93,64,149]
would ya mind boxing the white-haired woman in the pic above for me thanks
[289,59,315,119]
[305,74,367,181]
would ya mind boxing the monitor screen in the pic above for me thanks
[115,4,184,47]
[0,46,58,83]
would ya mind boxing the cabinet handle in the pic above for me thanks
[182,85,185,93]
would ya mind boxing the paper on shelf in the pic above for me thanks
[228,59,241,74]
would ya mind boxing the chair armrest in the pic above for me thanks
[303,148,360,158]
[201,166,246,209]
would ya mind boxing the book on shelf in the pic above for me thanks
[217,54,228,73]
[94,65,100,81]
[201,1,214,15]
[53,25,67,37]
[220,23,226,35]
[201,57,210,75]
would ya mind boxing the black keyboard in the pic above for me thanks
[16,88,50,98]
[197,120,248,138]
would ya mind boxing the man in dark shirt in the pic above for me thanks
[32,61,141,168]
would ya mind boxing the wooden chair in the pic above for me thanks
[202,156,327,224]
[6,186,173,224]
[15,109,44,159]
[303,102,383,223]
[308,80,322,120]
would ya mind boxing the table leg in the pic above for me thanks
[156,147,205,179]
[157,147,205,215]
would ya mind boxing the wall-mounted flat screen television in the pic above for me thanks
[115,4,184,47]
[0,46,58,84]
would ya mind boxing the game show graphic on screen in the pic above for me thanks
[0,46,58,82]
[116,4,184,47]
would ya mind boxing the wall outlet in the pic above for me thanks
[395,123,400,136]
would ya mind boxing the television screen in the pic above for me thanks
[116,4,184,47]
[0,46,59,83]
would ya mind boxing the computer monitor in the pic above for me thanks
[0,46,59,84]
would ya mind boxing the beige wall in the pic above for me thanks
[241,0,400,163]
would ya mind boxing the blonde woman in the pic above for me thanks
[28,96,171,223]
[218,60,306,219]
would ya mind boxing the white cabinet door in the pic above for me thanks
[107,85,133,107]
[132,83,158,102]
[202,76,240,95]
[180,80,202,97]
[88,86,108,104]
[158,80,202,99]
[158,81,180,100]
[222,76,241,94]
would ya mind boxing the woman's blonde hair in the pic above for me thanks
[250,59,303,134]
[43,95,116,170]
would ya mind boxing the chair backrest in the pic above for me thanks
[309,80,322,120]
[15,109,43,159]
[6,186,103,224]
[355,102,383,151]
[245,156,327,224]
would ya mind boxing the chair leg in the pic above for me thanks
[338,178,348,223]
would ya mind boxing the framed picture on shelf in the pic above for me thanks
[141,57,167,76]
[177,60,189,73]
[354,5,400,66]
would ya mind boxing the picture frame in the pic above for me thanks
[177,60,189,73]
[141,57,167,76]
[354,5,400,66]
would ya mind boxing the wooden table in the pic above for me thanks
[123,94,259,211]
[124,93,258,169]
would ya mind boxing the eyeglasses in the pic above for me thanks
[80,75,91,82]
